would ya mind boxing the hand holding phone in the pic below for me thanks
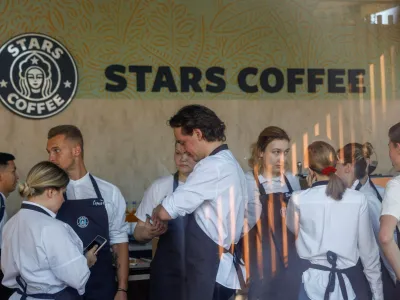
[84,235,107,255]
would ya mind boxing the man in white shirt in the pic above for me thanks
[380,122,400,295]
[46,125,129,300]
[152,105,247,300]
[0,152,18,299]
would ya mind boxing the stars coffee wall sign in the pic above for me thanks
[0,33,78,119]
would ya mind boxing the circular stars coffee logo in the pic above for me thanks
[0,33,78,119]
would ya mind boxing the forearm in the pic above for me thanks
[381,239,400,280]
[157,205,172,221]
[112,243,129,290]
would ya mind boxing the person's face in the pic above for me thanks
[174,143,196,175]
[47,134,80,172]
[389,141,400,171]
[261,139,290,175]
[0,161,19,194]
[27,67,44,90]
[335,160,354,188]
[173,127,204,162]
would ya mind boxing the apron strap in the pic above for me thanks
[173,171,179,192]
[283,175,294,194]
[21,203,52,217]
[0,194,5,225]
[63,174,104,202]
[307,251,352,300]
[252,171,287,269]
[15,275,63,299]
[368,179,382,202]
[88,174,103,200]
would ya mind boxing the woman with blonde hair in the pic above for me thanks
[1,161,98,300]
[245,126,303,299]
[287,141,383,300]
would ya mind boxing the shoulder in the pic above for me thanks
[284,172,301,188]
[386,175,400,190]
[149,175,174,190]
[91,174,120,193]
[245,170,255,182]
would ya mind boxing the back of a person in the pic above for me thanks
[295,187,366,265]
[2,210,66,298]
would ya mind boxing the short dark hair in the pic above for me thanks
[389,122,400,145]
[0,153,15,169]
[48,125,84,156]
[168,105,226,142]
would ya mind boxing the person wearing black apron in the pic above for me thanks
[0,152,18,299]
[1,161,96,300]
[337,142,399,299]
[47,125,129,300]
[245,172,306,299]
[134,141,196,300]
[152,104,247,300]
[286,141,383,300]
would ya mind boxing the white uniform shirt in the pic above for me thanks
[162,148,247,289]
[244,171,301,230]
[381,175,400,232]
[287,185,383,300]
[0,192,7,250]
[351,183,397,283]
[352,177,385,200]
[65,172,128,245]
[136,174,182,222]
[1,201,90,299]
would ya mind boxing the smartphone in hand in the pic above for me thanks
[84,235,107,255]
[146,214,154,225]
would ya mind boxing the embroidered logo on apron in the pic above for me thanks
[77,216,89,228]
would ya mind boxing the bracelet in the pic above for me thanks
[117,288,128,293]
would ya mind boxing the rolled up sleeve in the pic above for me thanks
[162,161,218,219]
[108,187,129,245]
[381,179,400,222]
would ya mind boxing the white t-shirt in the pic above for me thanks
[381,175,400,231]
[135,174,182,222]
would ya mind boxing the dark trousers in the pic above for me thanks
[0,270,14,299]
[382,264,400,300]
[212,283,235,300]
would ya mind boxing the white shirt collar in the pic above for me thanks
[22,201,56,218]
[258,174,285,185]
[69,172,90,185]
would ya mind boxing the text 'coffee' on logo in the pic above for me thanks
[0,33,78,119]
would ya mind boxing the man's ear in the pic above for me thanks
[72,144,82,157]
[344,163,352,173]
[192,129,203,141]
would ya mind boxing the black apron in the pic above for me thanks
[149,171,188,300]
[56,174,115,300]
[299,181,372,300]
[247,173,306,300]
[15,203,82,300]
[184,144,239,300]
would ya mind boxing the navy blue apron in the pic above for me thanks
[247,172,306,300]
[300,181,372,300]
[184,144,239,300]
[149,171,188,300]
[16,203,82,300]
[56,174,115,300]
[0,192,5,256]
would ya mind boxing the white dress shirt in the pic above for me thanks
[244,171,301,231]
[1,201,90,299]
[65,172,128,245]
[136,174,183,222]
[350,183,397,283]
[287,186,383,300]
[162,148,247,289]
[0,192,7,250]
[352,177,385,200]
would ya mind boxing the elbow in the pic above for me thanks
[379,229,394,247]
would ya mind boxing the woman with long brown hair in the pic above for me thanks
[287,141,383,300]
[245,126,303,299]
